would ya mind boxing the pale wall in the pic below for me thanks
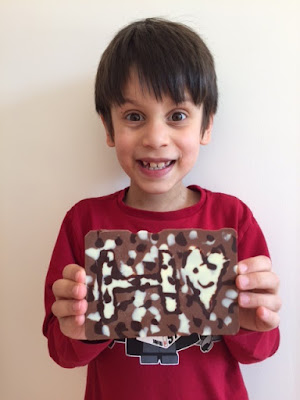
[1,1,299,399]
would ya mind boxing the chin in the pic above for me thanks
[141,182,181,196]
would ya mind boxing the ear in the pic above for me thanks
[100,114,115,147]
[200,114,214,145]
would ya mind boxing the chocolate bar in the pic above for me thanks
[84,229,239,340]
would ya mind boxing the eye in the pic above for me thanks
[125,112,144,122]
[169,111,187,122]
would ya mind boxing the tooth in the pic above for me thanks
[141,161,172,170]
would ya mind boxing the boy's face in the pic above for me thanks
[102,70,212,205]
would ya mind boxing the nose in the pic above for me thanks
[141,120,170,149]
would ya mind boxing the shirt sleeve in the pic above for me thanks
[42,208,111,368]
[223,204,280,364]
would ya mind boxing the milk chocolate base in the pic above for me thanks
[85,229,239,340]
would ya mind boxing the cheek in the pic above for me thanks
[115,145,127,162]
[180,136,200,162]
[114,137,135,167]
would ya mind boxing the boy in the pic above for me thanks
[43,18,280,400]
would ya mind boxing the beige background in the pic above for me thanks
[1,0,299,399]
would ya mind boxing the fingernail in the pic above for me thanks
[72,285,79,297]
[239,293,250,305]
[239,276,249,288]
[73,300,81,311]
[261,308,270,320]
[239,264,248,274]
[75,271,82,282]
[75,315,85,326]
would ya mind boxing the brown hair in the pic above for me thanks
[95,18,218,137]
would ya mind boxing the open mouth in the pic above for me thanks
[139,160,175,171]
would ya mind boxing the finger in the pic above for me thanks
[51,299,88,318]
[238,292,282,312]
[255,307,280,331]
[236,271,280,293]
[52,278,87,300]
[238,256,272,275]
[58,315,87,340]
[63,264,86,283]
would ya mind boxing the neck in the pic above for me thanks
[124,185,200,212]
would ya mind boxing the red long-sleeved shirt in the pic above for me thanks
[43,186,279,400]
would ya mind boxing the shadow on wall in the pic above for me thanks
[2,77,129,217]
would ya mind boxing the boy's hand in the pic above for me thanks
[236,256,281,332]
[52,264,87,340]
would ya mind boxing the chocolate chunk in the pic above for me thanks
[95,321,104,335]
[175,232,187,246]
[136,243,147,252]
[207,263,217,270]
[131,321,142,332]
[193,317,202,327]
[168,277,175,285]
[103,290,111,304]
[95,237,104,248]
[168,324,177,333]
[151,233,159,241]
[130,233,136,243]
[143,261,156,271]
[229,302,237,314]
[115,237,123,246]
[104,276,112,285]
[86,286,95,302]
[119,298,134,311]
[115,322,128,338]
[217,318,224,329]
[211,244,225,254]
[144,300,152,309]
